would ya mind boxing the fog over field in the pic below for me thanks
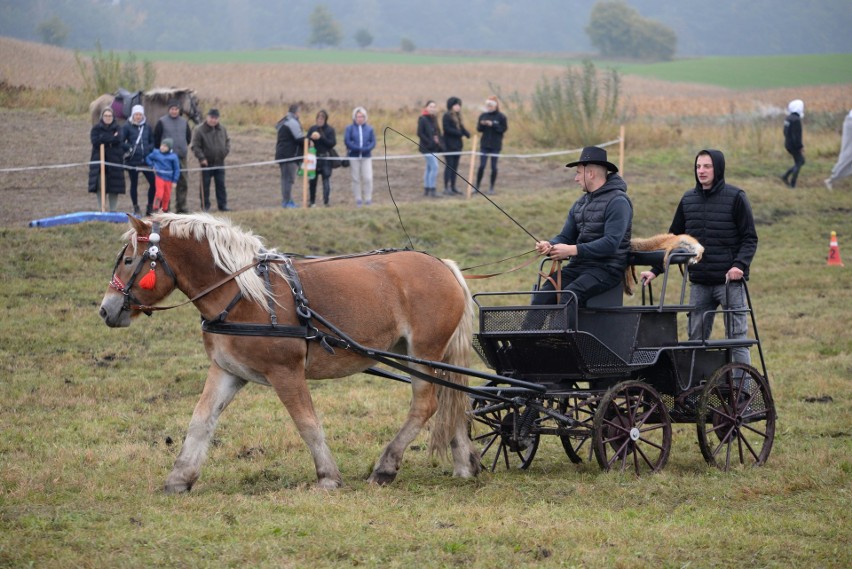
[1,0,850,56]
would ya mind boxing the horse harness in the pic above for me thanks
[109,222,176,316]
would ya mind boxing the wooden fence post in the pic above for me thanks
[467,134,479,199]
[99,144,106,212]
[618,125,625,176]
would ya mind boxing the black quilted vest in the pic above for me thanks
[572,176,632,273]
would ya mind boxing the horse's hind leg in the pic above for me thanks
[164,365,246,494]
[368,375,437,485]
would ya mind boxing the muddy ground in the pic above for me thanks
[0,109,569,228]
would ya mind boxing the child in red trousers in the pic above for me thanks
[145,138,181,213]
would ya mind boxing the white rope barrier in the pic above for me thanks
[0,138,622,175]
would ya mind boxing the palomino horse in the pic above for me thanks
[89,87,202,125]
[99,213,481,491]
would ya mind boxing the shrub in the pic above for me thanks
[75,42,155,98]
[531,60,623,147]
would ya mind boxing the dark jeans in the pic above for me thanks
[444,153,462,190]
[174,156,188,213]
[126,166,155,208]
[784,151,805,187]
[531,265,622,307]
[201,165,227,210]
[476,151,500,190]
[309,166,332,205]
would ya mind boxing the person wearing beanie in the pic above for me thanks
[275,103,305,209]
[121,104,155,215]
[145,137,181,213]
[153,99,192,213]
[87,107,125,212]
[476,95,508,194]
[344,106,376,207]
[191,109,231,211]
[782,99,805,188]
[417,100,443,198]
[442,96,470,195]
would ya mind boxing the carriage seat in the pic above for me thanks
[585,283,623,308]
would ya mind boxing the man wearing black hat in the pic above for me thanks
[153,100,192,214]
[532,146,632,307]
[191,108,231,211]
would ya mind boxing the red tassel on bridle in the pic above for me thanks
[139,268,157,290]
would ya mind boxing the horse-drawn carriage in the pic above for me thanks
[469,250,775,474]
[100,214,775,491]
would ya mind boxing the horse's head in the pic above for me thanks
[99,215,178,327]
[183,90,203,125]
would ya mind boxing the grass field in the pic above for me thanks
[1,147,851,567]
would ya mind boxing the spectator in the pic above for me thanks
[532,146,632,307]
[275,103,305,209]
[825,109,852,190]
[145,138,180,213]
[781,99,805,188]
[306,110,336,207]
[87,107,125,212]
[121,105,155,216]
[191,108,231,212]
[417,100,443,198]
[344,106,376,207]
[641,149,758,366]
[476,95,508,195]
[442,96,470,196]
[153,99,192,214]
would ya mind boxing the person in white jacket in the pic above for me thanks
[825,109,852,190]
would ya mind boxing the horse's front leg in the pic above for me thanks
[164,364,246,494]
[268,370,343,490]
[368,375,437,485]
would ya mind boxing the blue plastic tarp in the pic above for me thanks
[29,211,132,228]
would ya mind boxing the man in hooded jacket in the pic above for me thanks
[641,149,758,365]
[782,99,805,188]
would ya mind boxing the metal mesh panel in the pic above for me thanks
[630,349,658,365]
[573,334,631,373]
[480,307,567,333]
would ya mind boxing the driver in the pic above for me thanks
[532,146,632,307]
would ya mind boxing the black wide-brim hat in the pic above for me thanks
[566,146,618,173]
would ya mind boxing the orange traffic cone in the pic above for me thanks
[827,231,844,267]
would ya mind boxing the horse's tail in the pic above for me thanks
[429,258,475,457]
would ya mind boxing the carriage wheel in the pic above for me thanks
[471,396,540,472]
[592,381,672,474]
[696,363,775,470]
[558,394,596,464]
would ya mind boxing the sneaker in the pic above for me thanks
[309,203,316,208]
[780,175,791,187]
[356,199,362,208]
[364,200,371,206]
[824,178,834,190]
[219,206,230,212]
[284,201,297,209]
[132,204,141,215]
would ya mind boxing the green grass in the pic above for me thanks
[613,53,852,88]
[111,49,852,89]
[1,144,852,567]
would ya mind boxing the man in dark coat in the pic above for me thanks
[533,146,632,307]
[153,100,192,214]
[191,108,231,211]
[782,99,805,188]
[641,149,758,365]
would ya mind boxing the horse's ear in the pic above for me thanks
[129,215,150,236]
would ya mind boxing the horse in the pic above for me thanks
[89,87,202,126]
[98,213,481,492]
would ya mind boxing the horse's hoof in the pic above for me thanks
[163,482,192,494]
[367,470,397,486]
[316,477,343,490]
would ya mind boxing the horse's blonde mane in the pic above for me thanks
[125,213,287,307]
[145,87,195,103]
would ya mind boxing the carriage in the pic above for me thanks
[100,214,775,491]
[467,249,775,475]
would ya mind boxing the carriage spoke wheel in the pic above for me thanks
[592,381,672,475]
[471,396,540,472]
[697,363,776,471]
[558,394,596,464]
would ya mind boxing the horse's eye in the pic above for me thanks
[124,257,134,265]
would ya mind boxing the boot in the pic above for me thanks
[424,187,430,196]
[451,186,463,195]
[443,185,452,196]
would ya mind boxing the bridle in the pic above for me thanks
[108,222,176,315]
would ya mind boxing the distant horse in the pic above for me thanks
[99,213,481,492]
[89,87,202,125]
